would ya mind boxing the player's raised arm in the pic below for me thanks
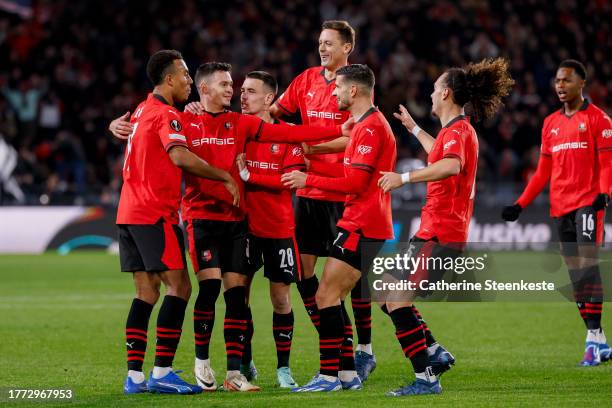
[394,104,435,153]
[253,118,350,143]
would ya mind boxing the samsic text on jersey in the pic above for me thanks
[540,100,612,217]
[244,133,306,238]
[275,67,349,202]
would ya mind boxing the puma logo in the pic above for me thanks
[307,91,315,98]
[365,128,374,135]
[279,332,292,339]
[283,268,294,276]
[126,342,135,349]
[551,128,559,136]
[583,231,593,240]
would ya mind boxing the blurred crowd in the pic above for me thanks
[1,0,610,205]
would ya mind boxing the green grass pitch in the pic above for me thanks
[1,251,611,407]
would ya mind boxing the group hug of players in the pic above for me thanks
[109,20,612,397]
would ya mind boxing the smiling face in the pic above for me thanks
[331,74,353,111]
[200,70,233,109]
[240,77,274,115]
[555,67,584,104]
[318,29,351,70]
[170,59,193,103]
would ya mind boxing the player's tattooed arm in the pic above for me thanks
[108,111,133,140]
[393,104,435,153]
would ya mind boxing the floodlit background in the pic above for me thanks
[0,1,611,406]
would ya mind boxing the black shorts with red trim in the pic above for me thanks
[246,234,302,284]
[185,219,248,273]
[328,227,385,271]
[118,218,186,272]
[295,197,345,257]
[555,206,605,257]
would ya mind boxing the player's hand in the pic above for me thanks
[108,111,133,140]
[378,171,404,193]
[393,104,417,133]
[501,204,522,221]
[236,153,251,181]
[236,153,246,171]
[184,101,205,115]
[592,193,610,211]
[281,170,307,189]
[341,116,355,137]
[223,177,240,207]
[301,142,313,155]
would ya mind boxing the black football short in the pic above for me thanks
[555,206,605,256]
[294,197,345,257]
[185,219,249,274]
[118,218,186,272]
[328,227,385,271]
[246,234,302,284]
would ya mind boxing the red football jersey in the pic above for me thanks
[336,108,396,239]
[244,122,306,238]
[540,100,612,217]
[275,67,349,202]
[181,110,342,221]
[117,93,188,225]
[417,115,479,243]
[181,110,254,222]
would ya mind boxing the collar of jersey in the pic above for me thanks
[443,114,466,128]
[319,68,336,86]
[560,99,589,118]
[203,109,231,117]
[356,106,378,123]
[152,93,171,106]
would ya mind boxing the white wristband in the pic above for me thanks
[239,167,250,182]
[411,125,421,135]
[401,172,411,184]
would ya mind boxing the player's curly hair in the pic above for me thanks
[445,57,515,121]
